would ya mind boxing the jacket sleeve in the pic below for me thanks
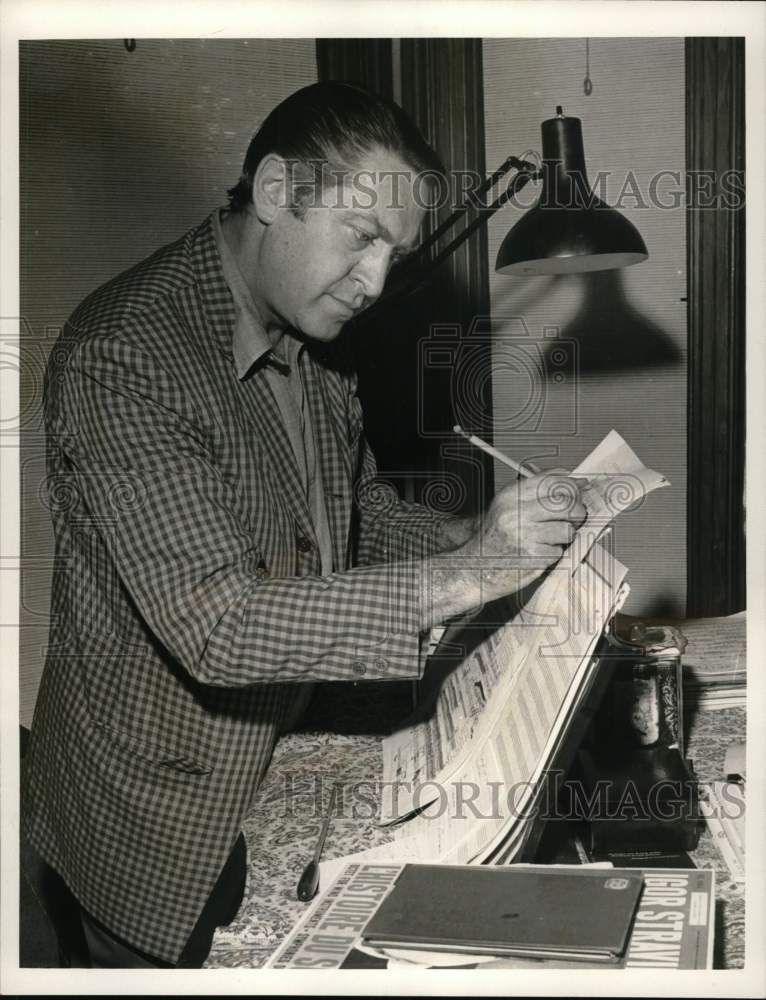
[48,330,426,687]
[347,381,456,568]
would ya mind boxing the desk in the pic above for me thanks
[205,682,745,970]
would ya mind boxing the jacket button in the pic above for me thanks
[296,534,313,554]
[373,657,389,673]
[352,660,367,676]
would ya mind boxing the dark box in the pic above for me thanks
[576,746,703,854]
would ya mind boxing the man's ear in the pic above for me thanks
[252,154,289,225]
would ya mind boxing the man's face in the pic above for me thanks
[257,147,427,341]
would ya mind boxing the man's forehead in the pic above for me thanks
[339,166,427,234]
[339,162,422,198]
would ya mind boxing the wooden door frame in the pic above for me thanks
[685,37,746,616]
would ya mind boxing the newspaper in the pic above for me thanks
[266,862,408,969]
[381,430,666,831]
[267,862,714,970]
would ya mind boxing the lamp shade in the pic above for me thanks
[496,110,648,276]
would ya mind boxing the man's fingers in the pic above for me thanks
[570,500,588,527]
[527,542,571,563]
[529,519,578,549]
[527,478,588,525]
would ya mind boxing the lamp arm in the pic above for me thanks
[426,169,536,272]
[413,155,538,261]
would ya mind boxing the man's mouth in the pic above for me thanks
[329,295,361,318]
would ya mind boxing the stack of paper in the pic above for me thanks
[681,613,746,710]
[699,780,745,882]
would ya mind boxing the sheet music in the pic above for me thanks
[381,615,529,815]
[387,548,629,864]
[321,568,630,870]
[381,431,663,825]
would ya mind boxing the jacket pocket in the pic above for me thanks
[94,721,214,775]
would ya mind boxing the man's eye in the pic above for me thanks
[350,227,374,246]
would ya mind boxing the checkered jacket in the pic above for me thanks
[22,213,449,963]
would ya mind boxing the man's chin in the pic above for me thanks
[297,319,349,343]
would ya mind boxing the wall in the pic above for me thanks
[483,37,687,616]
[19,38,317,726]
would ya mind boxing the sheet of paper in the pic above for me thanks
[571,429,669,561]
[382,568,578,821]
[574,428,669,494]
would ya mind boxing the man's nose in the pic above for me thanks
[351,250,390,305]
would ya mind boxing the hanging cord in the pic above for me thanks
[583,39,593,96]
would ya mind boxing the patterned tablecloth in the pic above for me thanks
[205,681,745,970]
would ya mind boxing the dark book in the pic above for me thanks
[361,864,643,962]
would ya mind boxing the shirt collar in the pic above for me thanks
[211,208,303,380]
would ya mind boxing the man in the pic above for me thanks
[22,82,586,968]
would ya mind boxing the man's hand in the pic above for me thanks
[422,472,588,630]
[460,471,588,596]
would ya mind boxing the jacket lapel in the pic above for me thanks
[189,215,317,547]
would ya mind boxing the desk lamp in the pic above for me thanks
[362,107,648,321]
[495,106,648,275]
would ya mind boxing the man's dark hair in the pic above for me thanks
[226,81,445,214]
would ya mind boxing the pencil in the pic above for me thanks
[453,425,533,478]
